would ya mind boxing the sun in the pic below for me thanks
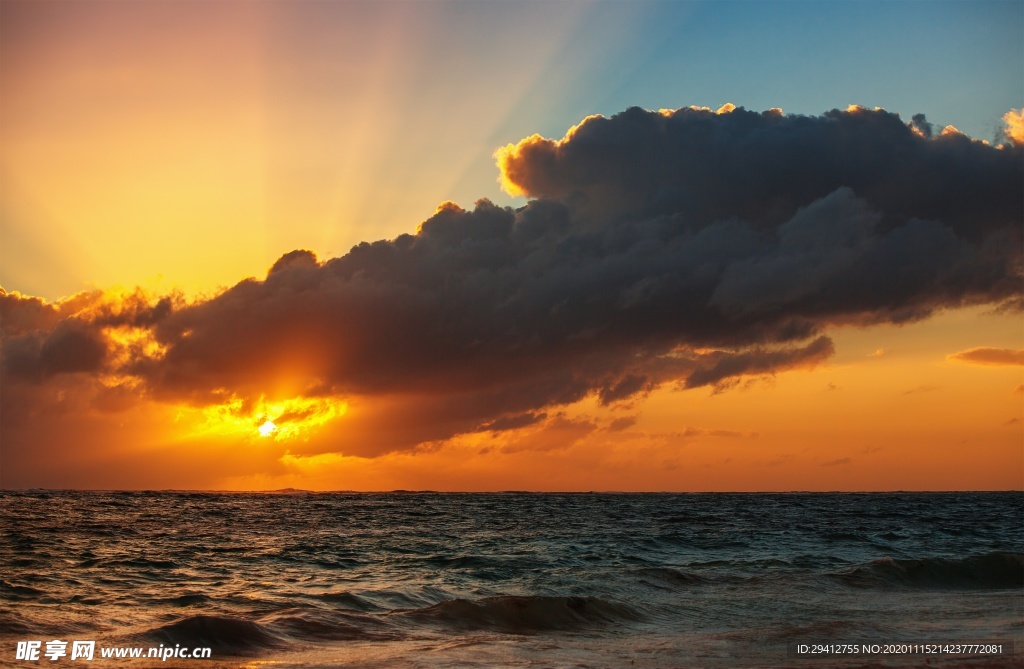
[184,395,348,441]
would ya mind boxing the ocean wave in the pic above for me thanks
[635,567,710,589]
[0,610,103,639]
[1,579,45,600]
[87,557,180,570]
[158,592,212,606]
[0,612,36,637]
[830,552,1023,590]
[422,554,500,569]
[66,594,104,605]
[716,619,893,644]
[259,607,396,641]
[142,615,283,653]
[634,566,770,590]
[311,590,380,610]
[398,595,641,633]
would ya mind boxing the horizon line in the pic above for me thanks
[2,488,1021,494]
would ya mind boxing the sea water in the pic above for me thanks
[2,491,1021,668]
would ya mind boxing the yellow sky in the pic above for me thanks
[0,1,597,299]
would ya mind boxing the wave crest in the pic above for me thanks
[143,615,282,653]
[636,567,709,589]
[831,552,1023,590]
[311,590,379,610]
[399,595,641,633]
[259,608,395,641]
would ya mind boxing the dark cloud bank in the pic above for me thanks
[3,106,1022,455]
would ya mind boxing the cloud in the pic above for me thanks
[480,411,548,433]
[496,105,1022,245]
[947,347,1024,366]
[2,105,1022,459]
[607,415,638,432]
[1004,109,1024,146]
[902,384,940,396]
[765,454,794,467]
[683,336,833,389]
[674,426,758,439]
[822,457,852,467]
[499,413,597,454]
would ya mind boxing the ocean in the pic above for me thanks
[2,491,1021,668]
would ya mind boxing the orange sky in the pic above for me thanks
[3,298,1020,491]
[1,1,1022,492]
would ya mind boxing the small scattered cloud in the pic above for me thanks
[824,382,839,392]
[480,411,548,433]
[607,415,638,432]
[1003,417,1021,426]
[822,457,852,467]
[689,338,834,391]
[675,426,759,439]
[869,348,886,358]
[499,413,597,454]
[947,347,1024,367]
[1013,385,1024,396]
[902,384,939,396]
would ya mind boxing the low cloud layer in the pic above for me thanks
[947,347,1024,366]
[2,105,1021,457]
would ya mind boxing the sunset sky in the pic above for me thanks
[1,0,1022,491]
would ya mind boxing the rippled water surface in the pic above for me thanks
[2,492,1022,667]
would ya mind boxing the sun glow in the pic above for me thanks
[185,394,348,441]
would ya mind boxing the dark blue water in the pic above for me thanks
[2,492,1021,667]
